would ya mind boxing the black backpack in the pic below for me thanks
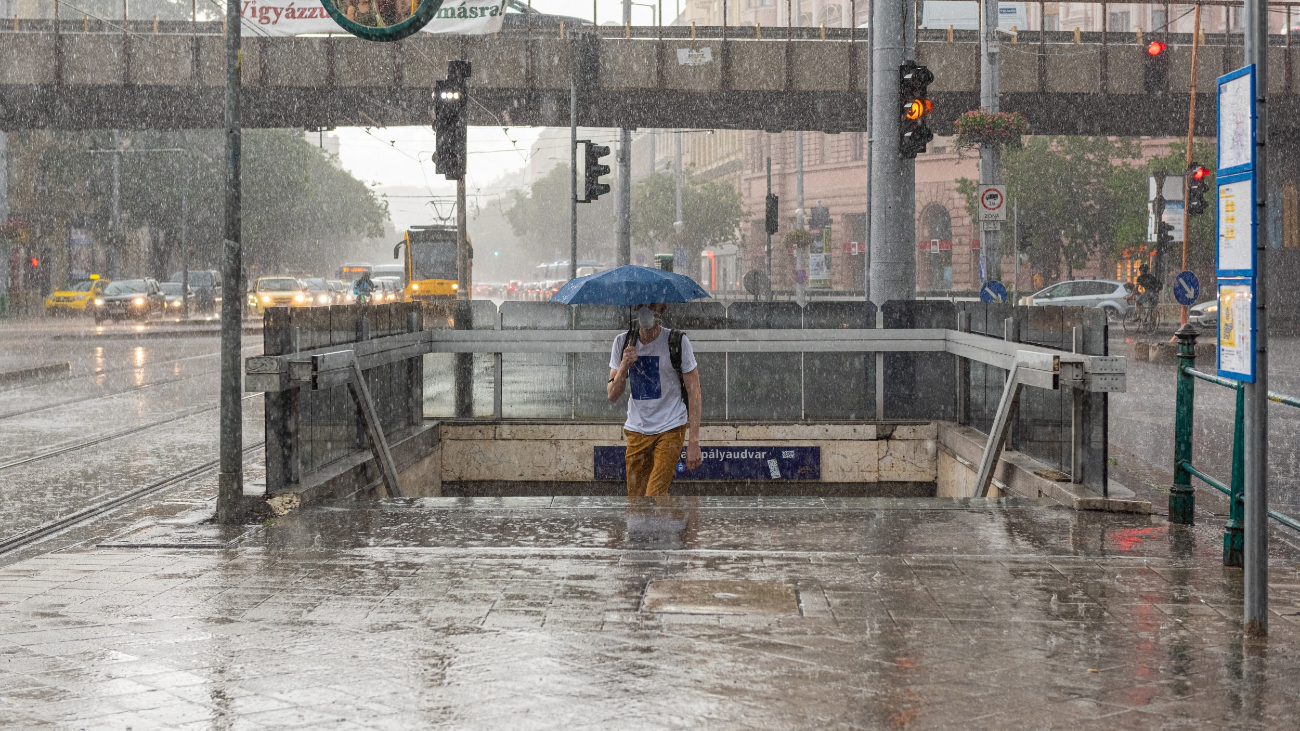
[623,326,688,408]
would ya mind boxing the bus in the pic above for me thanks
[338,263,372,282]
[395,225,461,301]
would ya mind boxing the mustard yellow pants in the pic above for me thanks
[624,425,688,498]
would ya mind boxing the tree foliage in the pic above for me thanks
[14,128,388,279]
[630,171,743,255]
[958,136,1217,282]
[502,163,617,266]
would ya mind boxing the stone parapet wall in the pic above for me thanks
[437,421,937,485]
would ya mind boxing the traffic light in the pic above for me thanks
[582,141,611,202]
[1144,40,1169,95]
[765,194,779,235]
[1187,163,1210,216]
[899,61,935,158]
[1155,219,1175,251]
[433,61,470,180]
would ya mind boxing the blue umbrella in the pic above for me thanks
[550,265,710,306]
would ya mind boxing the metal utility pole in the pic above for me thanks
[180,153,190,318]
[570,83,579,281]
[456,179,468,298]
[1180,3,1203,327]
[673,129,684,232]
[979,0,1002,281]
[217,0,243,523]
[1012,198,1020,303]
[863,0,874,305]
[795,131,806,303]
[111,130,121,277]
[1243,0,1270,637]
[766,156,773,299]
[795,132,805,228]
[616,0,632,267]
[869,0,915,303]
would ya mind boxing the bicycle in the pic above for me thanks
[1123,297,1160,335]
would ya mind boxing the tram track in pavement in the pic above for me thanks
[0,392,261,473]
[0,346,262,421]
[0,442,265,556]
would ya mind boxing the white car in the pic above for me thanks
[1190,299,1219,329]
[1024,279,1133,319]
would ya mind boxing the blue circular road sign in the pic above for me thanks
[1173,270,1200,306]
[979,280,1008,304]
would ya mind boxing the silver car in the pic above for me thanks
[1190,299,1219,329]
[1026,279,1133,319]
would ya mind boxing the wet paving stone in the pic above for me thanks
[0,497,1298,729]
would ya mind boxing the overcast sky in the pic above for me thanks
[331,1,689,198]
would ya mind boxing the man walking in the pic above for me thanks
[607,302,703,497]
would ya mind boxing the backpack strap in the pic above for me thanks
[669,329,687,409]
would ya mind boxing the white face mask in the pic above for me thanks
[635,306,658,330]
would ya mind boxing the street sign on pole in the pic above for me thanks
[979,280,1007,303]
[1173,270,1201,306]
[977,184,1007,221]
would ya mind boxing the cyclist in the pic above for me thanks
[352,271,377,305]
[1136,264,1161,310]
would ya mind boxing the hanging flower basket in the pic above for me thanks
[953,110,1028,154]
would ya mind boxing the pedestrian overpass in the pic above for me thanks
[5,21,1300,135]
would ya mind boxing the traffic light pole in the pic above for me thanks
[979,0,1002,282]
[766,156,773,300]
[868,0,914,303]
[1243,0,1270,637]
[1180,3,1203,327]
[217,0,242,523]
[570,82,578,282]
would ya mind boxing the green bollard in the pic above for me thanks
[1224,386,1246,567]
[1169,324,1197,525]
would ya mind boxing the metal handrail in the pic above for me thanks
[1176,363,1300,535]
[1181,460,1300,533]
[1184,366,1243,391]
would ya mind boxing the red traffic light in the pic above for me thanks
[30,257,39,267]
[1192,166,1210,180]
[1147,40,1167,56]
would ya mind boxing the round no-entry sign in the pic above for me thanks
[978,185,1007,221]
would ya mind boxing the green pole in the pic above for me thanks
[1170,323,1197,524]
[1225,385,1246,566]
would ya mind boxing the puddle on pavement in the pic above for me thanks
[643,580,800,616]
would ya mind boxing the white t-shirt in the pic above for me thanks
[609,328,698,435]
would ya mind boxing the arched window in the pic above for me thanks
[920,203,952,242]
[918,204,953,291]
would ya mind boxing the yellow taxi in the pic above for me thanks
[248,277,307,315]
[44,275,108,315]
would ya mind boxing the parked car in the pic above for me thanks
[1190,298,1219,329]
[159,282,195,312]
[1024,279,1132,319]
[44,276,108,315]
[91,278,165,322]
